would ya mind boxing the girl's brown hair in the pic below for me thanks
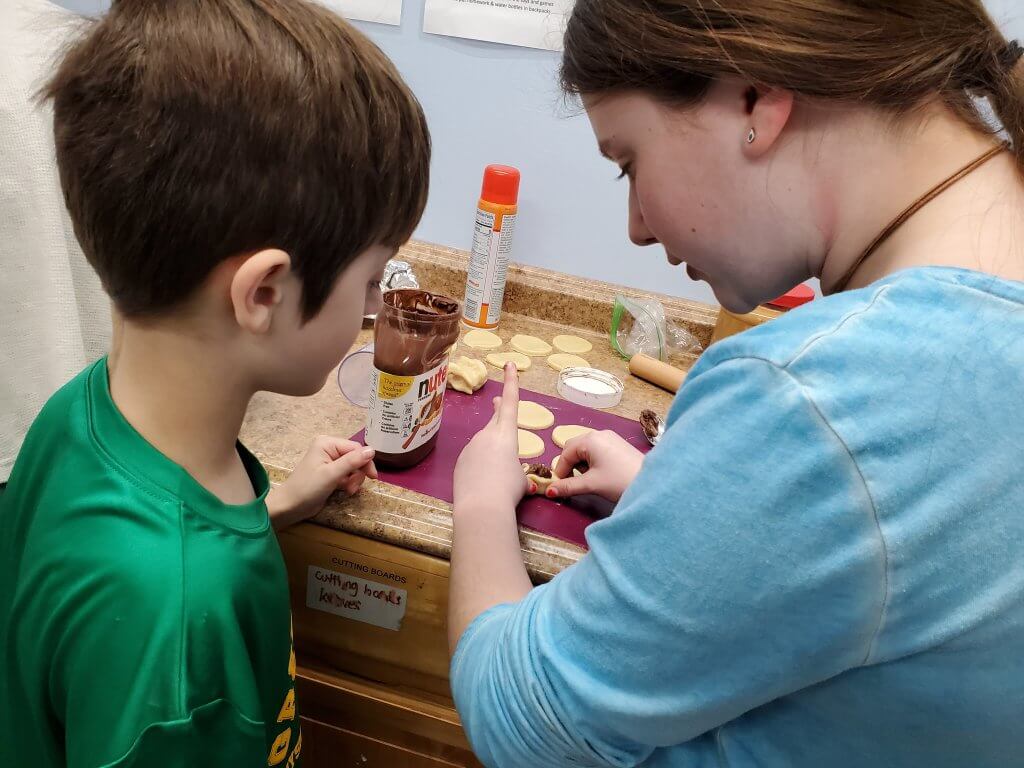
[561,0,1024,169]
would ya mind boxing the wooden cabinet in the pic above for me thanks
[301,716,465,768]
[279,524,482,767]
[296,662,483,768]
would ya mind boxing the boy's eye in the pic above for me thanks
[616,163,632,181]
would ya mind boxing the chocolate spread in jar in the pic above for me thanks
[365,289,461,468]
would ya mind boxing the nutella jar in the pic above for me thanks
[365,289,461,468]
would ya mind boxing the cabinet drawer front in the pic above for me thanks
[301,716,472,768]
[279,524,452,693]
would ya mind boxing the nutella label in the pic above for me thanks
[365,360,449,454]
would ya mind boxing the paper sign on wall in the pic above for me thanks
[306,565,407,631]
[424,0,574,52]
[319,0,403,26]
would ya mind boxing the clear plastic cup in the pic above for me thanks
[336,343,375,408]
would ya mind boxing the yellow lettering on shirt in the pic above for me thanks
[277,688,295,723]
[267,616,300,767]
[267,728,291,766]
[285,730,303,768]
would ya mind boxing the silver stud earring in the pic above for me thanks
[746,128,756,144]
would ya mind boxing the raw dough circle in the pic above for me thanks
[552,424,594,449]
[552,334,593,355]
[517,401,555,430]
[547,353,591,371]
[517,429,545,459]
[463,329,503,350]
[510,334,553,356]
[486,351,531,371]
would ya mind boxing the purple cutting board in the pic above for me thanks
[351,379,652,550]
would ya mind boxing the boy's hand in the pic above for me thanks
[454,364,530,516]
[268,436,377,529]
[548,430,644,503]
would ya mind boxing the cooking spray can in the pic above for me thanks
[461,165,520,329]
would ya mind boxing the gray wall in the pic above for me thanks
[51,0,1024,302]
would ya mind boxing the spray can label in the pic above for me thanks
[463,206,517,328]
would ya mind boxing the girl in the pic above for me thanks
[449,1,1024,766]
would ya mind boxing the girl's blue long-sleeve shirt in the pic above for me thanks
[451,267,1024,767]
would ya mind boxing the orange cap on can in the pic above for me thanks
[480,165,521,206]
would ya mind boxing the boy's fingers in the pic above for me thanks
[343,471,366,495]
[325,446,375,484]
[315,435,362,460]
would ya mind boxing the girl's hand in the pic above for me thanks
[549,430,644,503]
[454,363,531,515]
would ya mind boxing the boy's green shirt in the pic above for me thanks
[0,359,301,767]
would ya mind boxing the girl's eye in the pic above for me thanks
[616,164,633,181]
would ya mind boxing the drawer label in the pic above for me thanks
[306,565,407,631]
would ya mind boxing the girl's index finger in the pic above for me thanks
[553,437,589,479]
[499,362,520,426]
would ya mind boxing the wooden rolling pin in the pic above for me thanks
[628,354,687,393]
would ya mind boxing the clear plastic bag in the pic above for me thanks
[610,294,703,362]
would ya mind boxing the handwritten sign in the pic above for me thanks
[306,565,407,631]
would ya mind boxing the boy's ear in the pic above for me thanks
[229,249,292,334]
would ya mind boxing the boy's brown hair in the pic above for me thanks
[561,0,1024,171]
[45,0,430,321]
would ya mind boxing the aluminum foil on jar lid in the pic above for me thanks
[557,367,624,409]
[365,260,420,321]
[382,260,419,291]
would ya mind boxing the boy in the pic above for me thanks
[0,0,430,765]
